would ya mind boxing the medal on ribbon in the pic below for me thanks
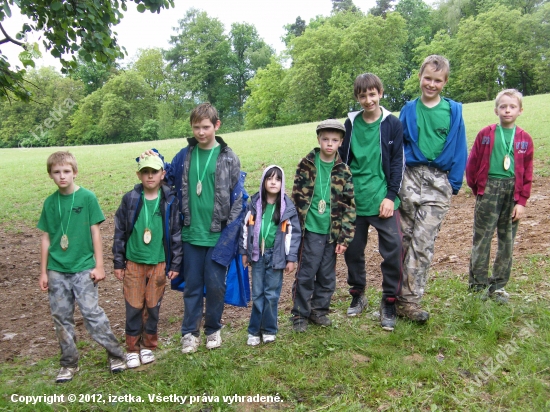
[318,199,326,214]
[58,190,76,251]
[142,190,160,244]
[503,154,511,171]
[143,228,152,244]
[60,234,69,251]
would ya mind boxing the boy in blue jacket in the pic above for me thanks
[397,55,467,323]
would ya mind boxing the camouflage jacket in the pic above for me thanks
[292,148,356,247]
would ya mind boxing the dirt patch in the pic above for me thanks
[1,178,549,363]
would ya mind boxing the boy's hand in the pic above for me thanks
[168,271,179,280]
[379,199,394,219]
[90,267,105,283]
[39,272,48,291]
[285,261,295,274]
[114,269,125,281]
[242,255,249,267]
[512,204,525,222]
[335,244,347,254]
[140,150,158,159]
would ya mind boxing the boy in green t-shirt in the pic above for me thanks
[113,155,182,368]
[38,151,126,383]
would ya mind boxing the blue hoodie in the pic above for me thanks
[399,97,468,194]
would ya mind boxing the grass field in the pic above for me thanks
[1,94,549,411]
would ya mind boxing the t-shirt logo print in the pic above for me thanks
[72,206,83,214]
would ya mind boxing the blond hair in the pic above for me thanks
[47,151,78,174]
[495,89,523,108]
[420,55,450,80]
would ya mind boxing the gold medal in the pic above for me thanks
[261,238,265,256]
[503,155,511,171]
[196,181,202,196]
[143,228,152,244]
[60,234,69,251]
[318,199,326,214]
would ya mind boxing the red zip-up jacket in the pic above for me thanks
[466,124,534,206]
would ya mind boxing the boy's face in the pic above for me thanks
[419,64,448,101]
[192,118,221,149]
[495,95,523,128]
[356,87,383,115]
[317,131,343,161]
[49,163,77,192]
[136,167,166,191]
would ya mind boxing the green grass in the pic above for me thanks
[1,94,549,410]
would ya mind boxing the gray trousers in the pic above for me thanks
[48,269,124,367]
[291,231,336,318]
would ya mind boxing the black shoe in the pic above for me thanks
[347,294,366,316]
[308,313,332,327]
[292,316,307,332]
[380,297,397,331]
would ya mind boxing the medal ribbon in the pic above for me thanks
[261,203,276,246]
[58,190,75,240]
[316,155,335,206]
[498,125,516,158]
[195,145,217,191]
[142,190,161,230]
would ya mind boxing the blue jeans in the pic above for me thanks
[248,249,283,336]
[180,243,227,337]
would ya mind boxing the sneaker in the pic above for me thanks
[262,334,276,343]
[347,294,366,317]
[140,349,155,364]
[206,330,222,350]
[308,313,332,326]
[489,288,510,304]
[109,357,127,373]
[181,333,200,354]
[380,297,397,331]
[292,316,307,332]
[396,301,429,323]
[247,334,261,346]
[126,352,141,369]
[55,366,79,383]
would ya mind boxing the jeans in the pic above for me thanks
[248,249,283,336]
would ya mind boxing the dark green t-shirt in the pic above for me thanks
[37,187,104,274]
[126,194,165,265]
[350,114,400,216]
[261,203,278,248]
[489,125,515,178]
[416,98,451,161]
[305,152,333,234]
[182,145,221,247]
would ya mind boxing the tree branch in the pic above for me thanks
[0,23,25,47]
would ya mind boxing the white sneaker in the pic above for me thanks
[205,330,222,350]
[262,334,276,343]
[140,349,155,364]
[181,333,200,354]
[55,366,79,383]
[126,352,141,369]
[247,334,261,346]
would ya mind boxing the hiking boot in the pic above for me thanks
[262,334,276,343]
[308,313,332,326]
[206,330,222,350]
[489,288,510,304]
[109,357,127,373]
[247,334,261,346]
[140,349,155,365]
[55,366,79,383]
[396,301,429,323]
[380,297,397,331]
[126,352,141,369]
[292,316,307,332]
[181,333,200,354]
[347,294,366,317]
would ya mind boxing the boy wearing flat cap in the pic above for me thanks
[113,154,182,368]
[291,119,356,332]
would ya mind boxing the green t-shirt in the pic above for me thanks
[261,203,278,248]
[489,125,515,179]
[37,187,105,274]
[305,153,333,234]
[350,114,400,216]
[416,98,451,161]
[182,145,221,247]
[126,194,165,265]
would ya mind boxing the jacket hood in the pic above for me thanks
[347,106,392,124]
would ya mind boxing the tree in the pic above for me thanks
[69,58,118,96]
[370,0,396,17]
[0,0,173,101]
[332,0,360,13]
[282,16,307,46]
[131,48,167,100]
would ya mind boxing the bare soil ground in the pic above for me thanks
[1,178,549,363]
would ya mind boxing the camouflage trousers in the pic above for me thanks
[469,178,518,291]
[398,166,452,303]
[48,269,124,368]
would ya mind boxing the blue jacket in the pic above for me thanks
[399,97,467,194]
[113,183,183,276]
